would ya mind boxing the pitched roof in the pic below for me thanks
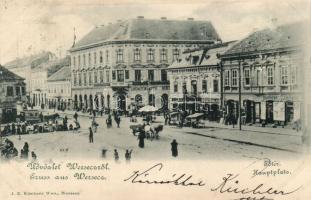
[168,41,236,69]
[33,56,70,77]
[4,51,55,69]
[0,65,24,81]
[224,21,306,56]
[47,66,71,82]
[72,18,221,50]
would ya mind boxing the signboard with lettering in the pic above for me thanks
[273,102,285,121]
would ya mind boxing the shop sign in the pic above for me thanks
[273,102,285,121]
[263,95,295,102]
[260,102,266,120]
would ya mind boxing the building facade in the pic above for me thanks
[47,66,71,110]
[0,65,27,123]
[31,56,70,108]
[69,17,221,112]
[4,51,55,103]
[220,22,305,126]
[168,42,234,120]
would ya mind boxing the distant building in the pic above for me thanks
[220,22,306,126]
[0,65,27,123]
[167,42,235,120]
[4,51,55,102]
[31,56,70,108]
[47,66,71,110]
[69,16,221,112]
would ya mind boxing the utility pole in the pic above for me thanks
[238,54,242,131]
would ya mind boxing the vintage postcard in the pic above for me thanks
[0,0,310,199]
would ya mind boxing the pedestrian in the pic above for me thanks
[74,112,78,121]
[12,123,16,135]
[114,149,119,161]
[89,127,94,143]
[31,151,37,161]
[39,112,44,122]
[116,116,121,128]
[171,139,178,157]
[125,149,132,162]
[23,142,29,158]
[138,131,145,148]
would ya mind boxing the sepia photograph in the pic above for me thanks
[0,0,310,199]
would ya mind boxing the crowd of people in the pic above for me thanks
[0,139,37,161]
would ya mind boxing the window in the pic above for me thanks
[112,70,116,80]
[116,49,123,63]
[117,70,124,82]
[100,70,104,83]
[161,69,167,81]
[135,70,141,81]
[134,48,141,62]
[160,49,167,62]
[291,66,297,85]
[73,56,76,68]
[148,70,154,81]
[191,80,197,94]
[100,51,103,63]
[83,72,87,86]
[224,70,230,86]
[94,71,98,83]
[15,87,20,96]
[173,49,180,61]
[267,67,274,85]
[83,54,86,66]
[78,73,82,86]
[202,80,208,93]
[244,68,250,86]
[106,50,109,63]
[281,66,288,85]
[94,52,97,64]
[73,73,77,86]
[78,55,81,67]
[88,53,91,65]
[182,82,187,94]
[106,70,110,82]
[174,82,178,92]
[147,49,155,62]
[88,71,92,85]
[213,79,219,92]
[22,87,26,95]
[232,70,238,86]
[125,70,129,79]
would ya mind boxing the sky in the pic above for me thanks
[0,0,309,64]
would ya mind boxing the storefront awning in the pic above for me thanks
[186,113,204,119]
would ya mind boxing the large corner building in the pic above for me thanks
[69,17,221,112]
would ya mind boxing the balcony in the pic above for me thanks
[94,82,110,87]
[110,82,129,88]
[132,80,169,86]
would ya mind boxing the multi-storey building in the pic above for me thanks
[31,56,70,108]
[4,51,55,103]
[47,66,71,110]
[0,65,27,123]
[167,42,235,120]
[69,16,221,112]
[220,22,306,126]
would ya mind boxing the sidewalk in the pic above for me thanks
[204,121,302,137]
[176,121,304,153]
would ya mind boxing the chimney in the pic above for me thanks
[161,17,167,20]
[187,18,194,21]
[137,16,144,19]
